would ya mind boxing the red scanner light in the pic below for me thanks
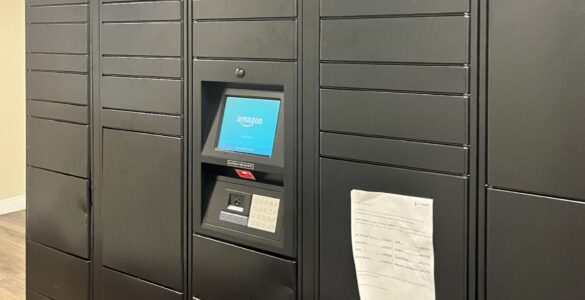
[235,169,256,180]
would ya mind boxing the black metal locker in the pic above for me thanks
[321,17,469,64]
[193,236,296,300]
[27,167,89,258]
[321,0,468,16]
[317,0,474,298]
[191,0,300,297]
[27,241,90,300]
[193,0,296,19]
[32,0,585,299]
[101,129,183,291]
[320,89,469,144]
[96,0,186,297]
[319,159,468,300]
[488,0,585,201]
[487,189,585,300]
[101,268,183,300]
[321,63,469,94]
[25,0,92,298]
[485,1,585,299]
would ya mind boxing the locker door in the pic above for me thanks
[488,0,585,200]
[101,129,183,291]
[486,1,585,299]
[487,190,585,299]
[319,159,468,300]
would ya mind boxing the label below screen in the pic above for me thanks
[247,194,280,233]
[227,160,255,170]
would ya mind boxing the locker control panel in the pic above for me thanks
[220,191,252,226]
[219,190,281,234]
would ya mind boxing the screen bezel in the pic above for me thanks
[215,95,282,158]
[201,88,285,171]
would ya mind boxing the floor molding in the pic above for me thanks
[0,195,26,215]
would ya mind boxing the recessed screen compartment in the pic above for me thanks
[201,85,285,173]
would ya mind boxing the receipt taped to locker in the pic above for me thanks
[351,189,435,300]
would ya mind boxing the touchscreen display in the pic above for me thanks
[217,96,281,157]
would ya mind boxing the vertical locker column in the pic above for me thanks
[485,1,585,299]
[318,1,472,299]
[26,0,91,299]
[192,0,298,299]
[98,1,184,299]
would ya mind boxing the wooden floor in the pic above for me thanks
[0,211,26,300]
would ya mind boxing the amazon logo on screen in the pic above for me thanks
[236,116,264,128]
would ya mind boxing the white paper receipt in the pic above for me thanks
[351,189,435,300]
[247,194,280,233]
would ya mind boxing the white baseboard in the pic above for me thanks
[0,195,26,215]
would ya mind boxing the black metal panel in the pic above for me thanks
[321,89,468,144]
[198,178,293,256]
[102,57,182,78]
[193,235,296,300]
[487,189,585,300]
[27,290,51,300]
[101,109,182,136]
[27,167,89,258]
[27,100,89,124]
[27,24,88,54]
[193,21,297,59]
[102,23,182,57]
[193,0,297,19]
[321,132,468,174]
[321,0,468,16]
[194,59,296,86]
[28,4,88,23]
[27,118,89,177]
[319,158,467,300]
[102,268,183,300]
[28,53,88,73]
[321,63,468,94]
[488,0,585,200]
[101,77,182,115]
[321,17,469,63]
[102,129,183,291]
[27,71,89,105]
[27,241,90,300]
[102,1,182,22]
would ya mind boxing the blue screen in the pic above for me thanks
[217,96,281,157]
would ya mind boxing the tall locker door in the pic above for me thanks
[26,0,91,299]
[488,0,585,201]
[487,1,585,299]
[98,0,185,297]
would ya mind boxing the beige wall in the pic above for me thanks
[0,0,26,200]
